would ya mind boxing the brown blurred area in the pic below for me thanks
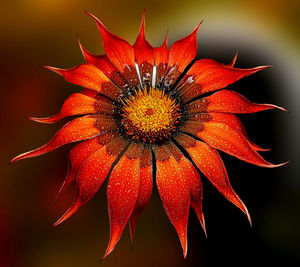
[1,0,300,266]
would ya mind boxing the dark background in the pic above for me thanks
[1,0,299,266]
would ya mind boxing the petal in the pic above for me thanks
[180,115,283,167]
[129,146,153,243]
[187,89,286,114]
[173,133,251,224]
[54,132,119,202]
[186,112,269,151]
[153,33,169,86]
[154,145,190,258]
[177,59,270,103]
[227,52,238,67]
[86,12,140,88]
[133,11,155,86]
[163,22,202,88]
[166,142,206,236]
[78,40,128,89]
[104,143,143,258]
[10,115,117,163]
[45,64,121,100]
[29,92,115,124]
[54,137,128,226]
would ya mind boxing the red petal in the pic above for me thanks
[154,145,190,258]
[177,59,270,103]
[187,112,269,152]
[54,137,128,226]
[153,33,169,86]
[187,89,286,114]
[29,93,115,124]
[86,12,139,88]
[129,147,153,243]
[104,143,143,258]
[174,133,251,224]
[45,64,121,100]
[180,116,284,167]
[54,132,119,202]
[133,11,154,86]
[228,52,238,67]
[166,142,206,236]
[10,115,117,163]
[163,22,202,88]
[78,40,128,89]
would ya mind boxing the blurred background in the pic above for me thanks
[1,0,299,266]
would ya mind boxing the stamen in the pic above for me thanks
[121,87,181,143]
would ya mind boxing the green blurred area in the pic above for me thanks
[1,0,299,266]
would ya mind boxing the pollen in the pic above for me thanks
[121,87,182,143]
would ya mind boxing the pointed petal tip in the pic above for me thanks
[204,229,208,239]
[53,180,67,204]
[273,104,288,112]
[258,103,287,112]
[77,37,84,52]
[102,244,115,260]
[136,9,146,42]
[9,151,31,164]
[255,65,273,71]
[228,51,238,67]
[9,156,18,165]
[53,202,80,227]
[183,244,188,259]
[262,160,289,168]
[77,38,92,62]
[85,11,108,33]
[178,232,188,259]
[161,31,168,48]
[200,214,207,238]
[27,115,60,124]
[164,31,169,42]
[191,20,203,35]
[244,207,252,227]
[129,220,136,247]
[257,147,271,152]
[43,66,65,76]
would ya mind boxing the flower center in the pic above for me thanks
[121,87,182,143]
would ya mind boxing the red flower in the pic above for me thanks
[11,11,287,258]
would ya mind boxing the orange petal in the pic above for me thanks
[133,11,154,86]
[45,64,121,100]
[177,59,270,103]
[163,22,202,88]
[174,133,251,224]
[181,117,284,167]
[54,132,119,202]
[187,89,286,114]
[29,92,115,124]
[166,142,206,236]
[154,145,190,258]
[78,40,128,89]
[153,32,169,86]
[54,137,128,226]
[103,143,143,258]
[129,147,153,243]
[86,11,139,88]
[186,112,269,152]
[10,115,117,163]
[227,51,238,67]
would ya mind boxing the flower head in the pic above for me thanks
[11,11,287,259]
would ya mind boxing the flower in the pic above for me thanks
[11,11,287,258]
